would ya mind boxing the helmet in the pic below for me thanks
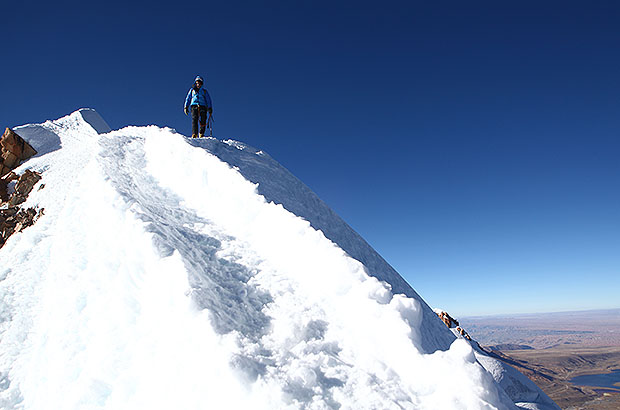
[194,75,204,83]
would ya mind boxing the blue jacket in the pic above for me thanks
[185,86,212,109]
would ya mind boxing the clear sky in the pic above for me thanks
[2,0,619,316]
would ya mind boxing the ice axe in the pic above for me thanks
[207,111,214,138]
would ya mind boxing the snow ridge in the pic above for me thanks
[0,109,551,409]
[184,137,455,354]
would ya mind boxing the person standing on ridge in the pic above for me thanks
[184,75,213,138]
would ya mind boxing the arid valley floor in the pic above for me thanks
[461,309,620,409]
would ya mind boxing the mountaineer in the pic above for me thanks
[184,75,213,138]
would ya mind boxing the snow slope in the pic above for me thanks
[0,109,554,409]
[434,310,560,410]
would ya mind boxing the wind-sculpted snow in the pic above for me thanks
[443,317,561,410]
[186,138,456,354]
[13,124,62,157]
[98,132,271,339]
[79,108,112,134]
[0,109,530,409]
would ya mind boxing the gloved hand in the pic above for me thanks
[208,107,213,114]
[184,107,189,115]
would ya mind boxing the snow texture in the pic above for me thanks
[447,325,560,410]
[0,109,552,409]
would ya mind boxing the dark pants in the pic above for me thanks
[191,105,208,136]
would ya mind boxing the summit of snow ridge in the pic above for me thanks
[13,109,111,158]
[0,111,560,409]
[77,108,112,134]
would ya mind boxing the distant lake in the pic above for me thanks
[570,369,620,389]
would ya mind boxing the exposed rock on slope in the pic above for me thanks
[1,128,38,202]
[0,170,44,249]
[434,308,474,341]
[0,128,37,178]
[7,170,42,207]
[0,128,43,249]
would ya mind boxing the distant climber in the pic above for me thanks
[184,75,213,138]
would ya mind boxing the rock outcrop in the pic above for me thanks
[435,309,460,328]
[0,170,44,249]
[0,128,43,249]
[434,309,473,341]
[1,207,43,247]
[0,128,37,177]
[8,169,42,206]
[1,128,38,202]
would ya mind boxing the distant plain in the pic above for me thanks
[461,309,620,409]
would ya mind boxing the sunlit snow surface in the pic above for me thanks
[0,110,553,409]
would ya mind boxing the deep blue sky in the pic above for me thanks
[2,0,619,316]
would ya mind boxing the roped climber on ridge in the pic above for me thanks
[184,75,213,138]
